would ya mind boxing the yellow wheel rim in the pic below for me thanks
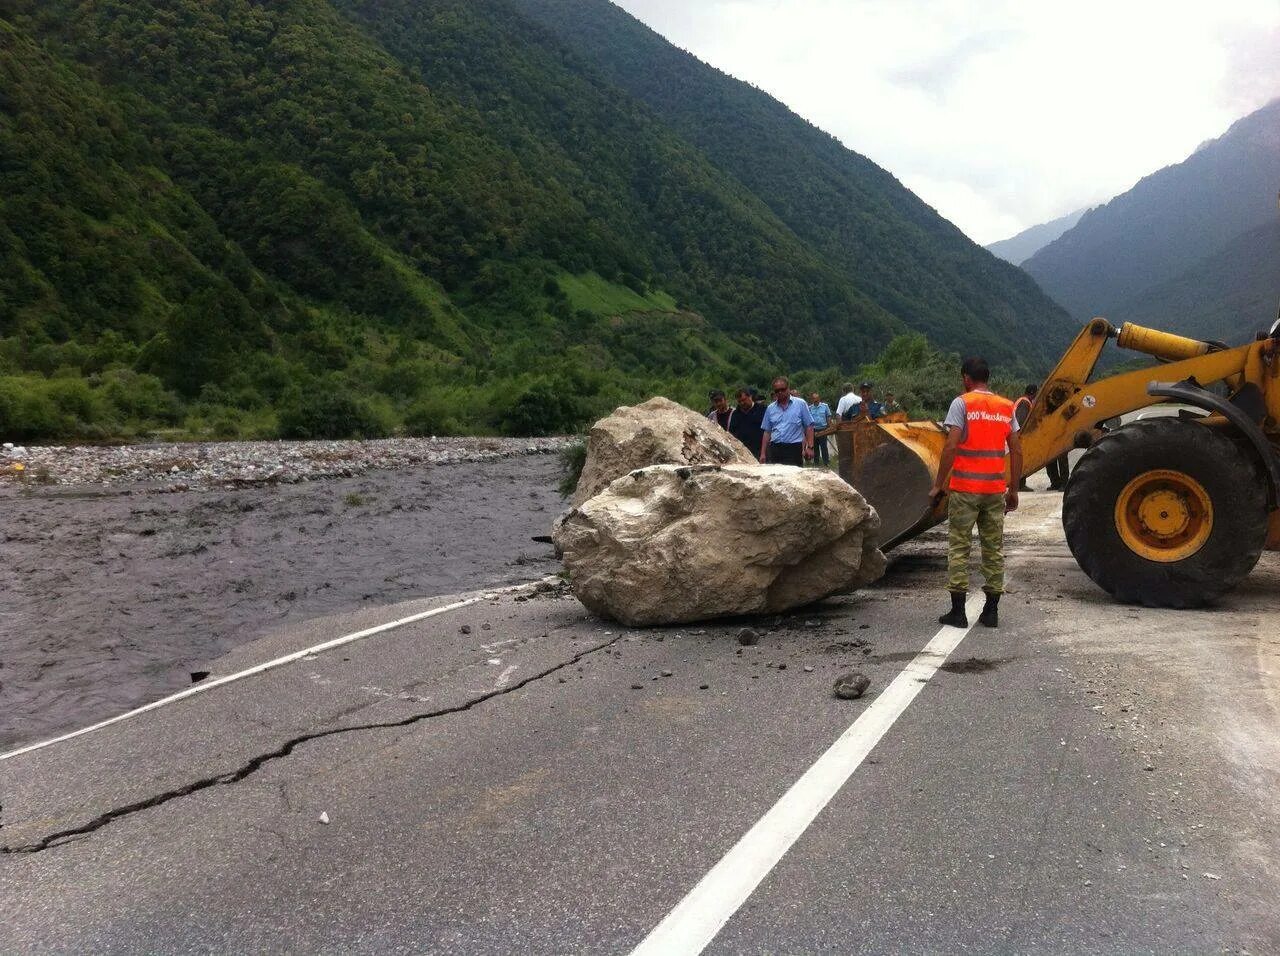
[1114,469,1213,562]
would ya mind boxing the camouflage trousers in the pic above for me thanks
[947,491,1006,594]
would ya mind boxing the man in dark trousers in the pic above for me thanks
[1013,384,1036,491]
[727,387,766,459]
[1013,382,1070,491]
[929,357,1023,629]
[807,391,833,466]
[759,376,814,466]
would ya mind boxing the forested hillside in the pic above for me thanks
[511,0,1074,366]
[1023,99,1280,342]
[0,0,1072,442]
[1107,221,1280,342]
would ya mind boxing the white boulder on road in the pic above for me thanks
[554,463,886,626]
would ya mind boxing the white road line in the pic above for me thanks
[1,577,557,763]
[631,592,985,956]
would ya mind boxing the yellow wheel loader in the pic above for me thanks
[835,318,1280,607]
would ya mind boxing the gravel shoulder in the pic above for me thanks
[0,439,570,751]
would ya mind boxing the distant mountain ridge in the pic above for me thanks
[985,208,1088,266]
[1023,99,1280,343]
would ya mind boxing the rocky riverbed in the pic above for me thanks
[0,439,573,750]
[1,436,570,489]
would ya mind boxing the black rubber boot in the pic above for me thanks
[979,592,1000,628]
[938,591,968,628]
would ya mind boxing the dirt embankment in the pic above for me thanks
[1,446,568,750]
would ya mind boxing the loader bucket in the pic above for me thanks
[841,420,949,550]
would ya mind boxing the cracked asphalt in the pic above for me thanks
[3,479,1280,953]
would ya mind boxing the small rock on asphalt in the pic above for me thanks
[737,628,760,646]
[318,812,330,825]
[834,672,871,700]
[459,624,472,634]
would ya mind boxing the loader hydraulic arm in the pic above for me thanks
[1017,319,1265,475]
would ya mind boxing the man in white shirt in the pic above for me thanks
[835,382,862,421]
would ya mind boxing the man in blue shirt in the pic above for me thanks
[760,376,814,466]
[808,391,832,466]
[860,383,885,420]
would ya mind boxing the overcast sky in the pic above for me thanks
[613,0,1280,245]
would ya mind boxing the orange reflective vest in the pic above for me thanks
[1013,395,1033,426]
[949,390,1015,495]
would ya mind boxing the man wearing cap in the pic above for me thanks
[860,383,884,420]
[929,356,1023,629]
[759,376,814,466]
[707,389,733,430]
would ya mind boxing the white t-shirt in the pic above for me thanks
[835,392,862,418]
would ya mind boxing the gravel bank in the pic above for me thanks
[1,443,572,750]
[0,436,571,489]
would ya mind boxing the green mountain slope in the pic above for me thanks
[1,0,1073,441]
[1023,99,1280,330]
[1108,220,1280,344]
[509,0,1075,368]
[330,0,903,367]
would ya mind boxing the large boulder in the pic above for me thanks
[554,463,886,626]
[571,396,757,506]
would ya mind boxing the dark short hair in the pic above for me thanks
[772,376,789,389]
[709,389,726,401]
[961,357,991,382]
[735,387,752,399]
[1024,383,1038,397]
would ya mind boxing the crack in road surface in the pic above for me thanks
[1,633,626,855]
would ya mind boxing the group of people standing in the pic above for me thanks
[707,379,901,467]
[706,357,1039,630]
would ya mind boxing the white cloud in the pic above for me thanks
[614,0,1280,244]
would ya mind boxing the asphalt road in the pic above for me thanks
[3,481,1279,954]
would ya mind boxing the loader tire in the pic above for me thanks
[1062,418,1267,607]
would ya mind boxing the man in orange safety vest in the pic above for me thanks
[928,357,1024,629]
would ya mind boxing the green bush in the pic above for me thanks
[277,385,391,439]
[403,393,465,436]
[500,378,585,437]
[0,376,64,441]
[96,368,181,423]
[557,438,587,497]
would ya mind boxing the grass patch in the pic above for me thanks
[557,438,587,498]
[557,272,677,316]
